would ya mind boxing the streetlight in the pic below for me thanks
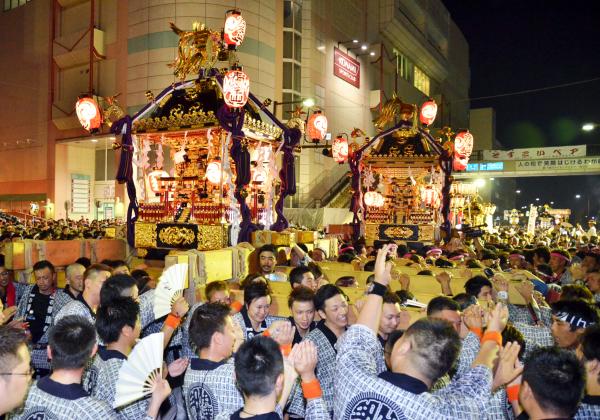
[550,201,554,205]
[575,194,582,199]
[474,178,486,188]
[515,190,521,194]
[582,123,596,132]
[535,198,540,201]
[272,97,316,116]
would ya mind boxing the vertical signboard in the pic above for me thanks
[71,174,90,214]
[333,47,360,88]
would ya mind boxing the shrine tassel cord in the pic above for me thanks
[113,115,139,247]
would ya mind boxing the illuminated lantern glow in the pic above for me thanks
[419,100,437,126]
[364,191,384,207]
[75,97,102,132]
[223,70,250,108]
[420,186,441,208]
[224,11,246,47]
[148,170,169,193]
[453,131,474,171]
[332,135,349,164]
[306,111,328,142]
[252,167,267,183]
[205,161,222,184]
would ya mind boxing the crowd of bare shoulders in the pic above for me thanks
[0,219,599,419]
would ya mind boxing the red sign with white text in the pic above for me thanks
[334,47,360,88]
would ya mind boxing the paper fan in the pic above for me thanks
[113,332,164,408]
[153,263,188,319]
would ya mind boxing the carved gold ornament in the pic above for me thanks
[135,222,157,248]
[158,226,196,246]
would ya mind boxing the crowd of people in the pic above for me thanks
[0,213,121,241]
[0,220,599,419]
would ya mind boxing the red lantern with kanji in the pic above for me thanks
[453,130,474,171]
[420,100,437,126]
[224,10,246,47]
[306,110,327,143]
[332,135,349,164]
[75,97,102,132]
[223,70,250,108]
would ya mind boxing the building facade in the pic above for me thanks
[0,0,470,218]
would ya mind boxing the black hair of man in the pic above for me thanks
[560,285,594,303]
[100,274,137,306]
[480,249,498,261]
[502,323,526,360]
[287,286,315,309]
[533,246,551,264]
[205,281,230,302]
[536,263,553,278]
[580,324,600,375]
[130,269,152,294]
[234,335,283,398]
[384,329,404,355]
[95,297,139,344]
[464,275,493,298]
[383,290,401,305]
[296,243,309,253]
[417,269,433,276]
[337,253,355,264]
[465,259,484,269]
[84,263,112,281]
[75,257,92,268]
[427,296,460,316]
[240,273,268,290]
[434,258,455,268]
[363,260,375,272]
[314,284,346,312]
[258,244,277,259]
[522,347,585,418]
[551,299,599,332]
[452,293,478,311]
[243,281,271,307]
[48,315,96,370]
[365,274,375,285]
[189,302,231,351]
[306,262,323,281]
[395,289,414,304]
[32,260,55,273]
[0,326,28,374]
[0,254,4,268]
[402,318,461,383]
[104,259,128,270]
[289,266,312,287]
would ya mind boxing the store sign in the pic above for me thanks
[466,162,504,172]
[516,157,600,171]
[483,145,586,161]
[334,47,360,88]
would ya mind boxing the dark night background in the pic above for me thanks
[442,0,600,223]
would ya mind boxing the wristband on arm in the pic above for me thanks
[301,379,323,399]
[481,330,502,347]
[368,282,387,297]
[506,384,520,403]
[165,314,181,329]
[469,327,483,340]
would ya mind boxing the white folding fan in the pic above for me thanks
[153,263,188,319]
[113,332,164,408]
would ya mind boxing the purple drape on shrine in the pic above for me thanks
[271,127,301,232]
[216,104,258,243]
[112,115,138,247]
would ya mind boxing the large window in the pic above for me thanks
[414,65,430,96]
[393,49,412,82]
[3,0,31,12]
[282,0,302,118]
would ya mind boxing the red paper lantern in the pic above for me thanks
[224,10,246,47]
[205,161,222,184]
[332,135,349,164]
[453,131,474,171]
[75,97,102,132]
[420,100,437,126]
[223,70,250,108]
[306,111,328,142]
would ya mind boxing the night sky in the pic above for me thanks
[442,0,600,222]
